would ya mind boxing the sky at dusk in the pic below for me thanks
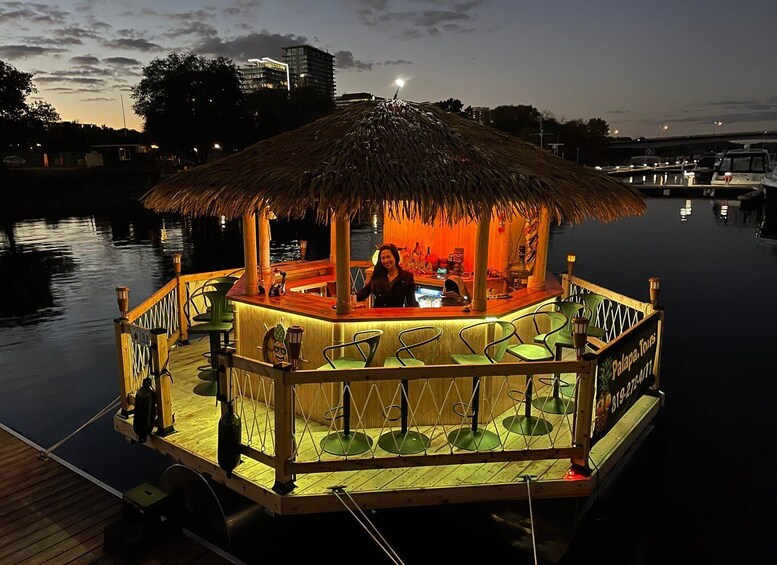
[2,0,776,137]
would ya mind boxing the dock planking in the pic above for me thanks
[114,337,660,515]
[0,426,233,565]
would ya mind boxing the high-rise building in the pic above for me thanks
[470,107,491,125]
[238,58,290,93]
[283,45,335,100]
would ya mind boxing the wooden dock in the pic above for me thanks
[0,425,234,565]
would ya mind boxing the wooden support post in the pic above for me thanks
[172,253,189,344]
[273,362,296,494]
[150,328,175,435]
[528,207,551,292]
[259,211,272,288]
[652,308,665,392]
[472,211,490,312]
[217,347,236,416]
[113,318,133,416]
[242,212,258,294]
[571,353,597,469]
[329,216,337,264]
[335,218,351,315]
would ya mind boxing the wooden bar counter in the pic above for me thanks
[227,261,563,427]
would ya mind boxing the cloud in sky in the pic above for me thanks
[381,59,412,65]
[99,37,164,52]
[0,1,69,26]
[70,55,100,65]
[194,30,307,60]
[352,0,483,37]
[335,50,372,71]
[0,44,67,58]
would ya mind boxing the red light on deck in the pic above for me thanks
[564,468,587,481]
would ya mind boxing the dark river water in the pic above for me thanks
[1,191,775,564]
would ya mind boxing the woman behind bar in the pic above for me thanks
[357,243,420,307]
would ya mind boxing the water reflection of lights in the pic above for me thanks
[679,200,693,221]
[220,215,227,229]
[371,213,378,234]
[720,204,728,220]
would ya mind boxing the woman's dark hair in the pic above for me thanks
[372,243,401,295]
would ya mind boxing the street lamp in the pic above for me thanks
[393,78,405,100]
[658,124,669,138]
[713,121,723,134]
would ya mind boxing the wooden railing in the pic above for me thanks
[564,274,652,342]
[217,352,597,493]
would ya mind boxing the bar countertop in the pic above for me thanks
[228,271,563,322]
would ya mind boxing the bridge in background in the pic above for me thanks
[608,130,777,160]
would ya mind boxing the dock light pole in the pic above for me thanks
[116,286,129,318]
[658,124,669,138]
[649,276,661,308]
[713,121,723,135]
[572,316,589,359]
[393,79,405,100]
[565,252,576,296]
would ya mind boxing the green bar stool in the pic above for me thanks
[567,293,607,340]
[318,330,383,456]
[188,291,233,396]
[378,326,442,455]
[503,311,567,435]
[448,320,515,451]
[192,278,238,323]
[530,301,590,414]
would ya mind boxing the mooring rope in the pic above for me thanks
[329,487,405,565]
[38,396,121,460]
[523,475,539,565]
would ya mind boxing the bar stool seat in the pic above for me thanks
[378,326,442,455]
[383,357,424,367]
[448,321,515,451]
[318,330,383,457]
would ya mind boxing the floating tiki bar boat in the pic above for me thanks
[114,101,664,523]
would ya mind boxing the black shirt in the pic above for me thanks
[356,269,420,307]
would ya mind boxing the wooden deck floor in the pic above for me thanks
[114,338,661,515]
[0,425,232,565]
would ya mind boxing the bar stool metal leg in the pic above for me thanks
[503,374,553,435]
[378,379,430,454]
[320,382,373,456]
[447,376,500,451]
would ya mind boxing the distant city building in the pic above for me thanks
[238,58,290,93]
[335,92,384,109]
[470,107,491,125]
[283,45,335,100]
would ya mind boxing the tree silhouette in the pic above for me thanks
[0,60,59,149]
[132,53,246,162]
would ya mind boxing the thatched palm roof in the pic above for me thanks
[143,100,645,224]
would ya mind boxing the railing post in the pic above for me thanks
[571,353,597,469]
[114,286,133,416]
[564,252,576,297]
[273,362,296,494]
[651,307,665,392]
[150,328,175,436]
[113,318,133,417]
[173,253,189,344]
[648,276,663,391]
[217,347,236,417]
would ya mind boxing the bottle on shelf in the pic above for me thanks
[511,245,529,289]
